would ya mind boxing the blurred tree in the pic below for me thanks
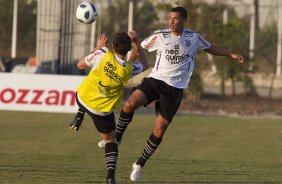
[102,0,128,36]
[179,0,252,97]
[0,0,13,56]
[255,24,278,98]
[102,0,157,41]
[101,0,158,66]
[0,0,37,57]
[133,0,158,41]
[17,0,37,56]
[185,66,203,101]
[212,17,249,96]
[255,24,277,73]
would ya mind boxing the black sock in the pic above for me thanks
[136,133,162,167]
[75,108,85,121]
[115,109,134,142]
[105,142,118,180]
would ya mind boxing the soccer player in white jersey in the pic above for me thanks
[99,7,244,181]
[69,31,148,184]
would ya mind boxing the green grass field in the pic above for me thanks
[1,110,282,184]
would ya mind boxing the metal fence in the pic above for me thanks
[36,0,96,74]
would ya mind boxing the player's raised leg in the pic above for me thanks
[130,84,183,181]
[117,89,148,140]
[98,89,147,149]
[130,115,168,181]
[69,108,85,131]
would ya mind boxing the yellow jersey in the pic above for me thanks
[77,48,133,112]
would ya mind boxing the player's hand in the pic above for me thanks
[96,33,108,49]
[128,31,138,44]
[230,53,244,64]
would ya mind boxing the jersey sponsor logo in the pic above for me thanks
[165,44,190,64]
[165,49,179,55]
[86,55,94,63]
[94,51,102,56]
[98,81,108,95]
[103,61,123,83]
[165,53,190,64]
[98,87,107,95]
[0,88,75,106]
[86,51,102,63]
[143,35,157,48]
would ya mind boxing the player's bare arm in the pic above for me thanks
[77,33,108,69]
[136,45,149,71]
[205,45,245,64]
[128,31,149,71]
[127,31,139,62]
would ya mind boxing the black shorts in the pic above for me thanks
[136,77,183,123]
[76,94,116,134]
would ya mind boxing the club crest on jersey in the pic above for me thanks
[184,30,193,37]
[185,40,191,47]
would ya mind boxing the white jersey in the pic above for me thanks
[141,28,211,89]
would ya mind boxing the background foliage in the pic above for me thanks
[0,0,279,98]
[0,0,37,56]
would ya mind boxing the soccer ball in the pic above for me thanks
[76,2,98,24]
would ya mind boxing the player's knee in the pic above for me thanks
[153,129,165,139]
[123,100,135,113]
[104,136,115,144]
[153,126,167,138]
[154,120,169,138]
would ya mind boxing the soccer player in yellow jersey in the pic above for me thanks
[69,31,148,184]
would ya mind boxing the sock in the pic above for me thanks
[75,108,85,121]
[105,142,118,180]
[115,109,134,142]
[136,133,162,167]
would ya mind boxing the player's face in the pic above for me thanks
[168,12,186,35]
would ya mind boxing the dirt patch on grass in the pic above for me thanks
[180,94,282,117]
